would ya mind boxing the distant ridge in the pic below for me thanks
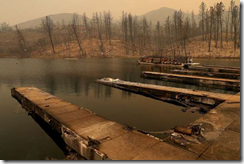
[15,7,199,29]
[140,7,197,24]
[15,13,82,29]
[140,7,176,23]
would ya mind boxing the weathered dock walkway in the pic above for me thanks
[96,79,240,160]
[188,66,240,74]
[165,92,240,160]
[172,70,240,79]
[201,65,240,70]
[138,61,184,68]
[11,87,240,160]
[141,71,240,91]
[96,78,239,110]
[11,87,198,160]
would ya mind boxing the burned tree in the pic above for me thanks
[128,13,134,52]
[82,13,89,38]
[199,2,206,40]
[133,16,139,54]
[15,25,28,52]
[191,11,197,38]
[41,16,55,54]
[182,17,190,63]
[164,16,172,49]
[205,9,210,42]
[225,7,231,44]
[71,13,84,56]
[173,11,178,44]
[95,12,105,55]
[232,5,239,50]
[215,2,225,48]
[122,12,129,55]
[103,11,113,45]
[230,0,235,39]
[177,10,183,48]
[155,21,162,51]
[208,6,215,52]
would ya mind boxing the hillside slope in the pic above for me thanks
[14,13,83,29]
[15,7,199,29]
[140,7,197,24]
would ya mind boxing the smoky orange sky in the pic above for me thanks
[0,0,240,25]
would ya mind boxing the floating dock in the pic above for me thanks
[141,71,240,91]
[172,70,240,79]
[11,87,198,160]
[188,66,240,74]
[96,79,240,160]
[137,61,184,68]
[11,87,240,160]
[96,78,238,109]
[165,92,240,160]
[201,65,240,70]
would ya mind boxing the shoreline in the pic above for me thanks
[0,55,241,60]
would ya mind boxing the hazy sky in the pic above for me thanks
[0,0,240,25]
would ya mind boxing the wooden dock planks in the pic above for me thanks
[11,87,198,160]
[141,71,240,91]
[165,93,240,160]
[96,78,238,108]
[95,79,241,160]
[200,65,240,70]
[172,70,240,79]
[188,66,240,74]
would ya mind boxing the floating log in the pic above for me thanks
[96,78,237,108]
[141,71,240,91]
[172,70,240,79]
[11,87,200,160]
[174,126,192,136]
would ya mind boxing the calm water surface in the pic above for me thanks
[0,58,240,160]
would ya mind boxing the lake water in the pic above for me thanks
[0,58,240,160]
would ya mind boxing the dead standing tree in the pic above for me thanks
[132,16,139,54]
[164,16,172,50]
[103,11,113,45]
[128,13,134,53]
[41,16,55,54]
[199,2,206,41]
[122,12,129,55]
[95,12,105,55]
[191,11,197,39]
[215,2,225,48]
[225,7,230,44]
[232,5,238,51]
[208,6,215,52]
[82,13,89,39]
[173,11,178,45]
[205,9,210,42]
[156,21,162,53]
[230,0,235,39]
[15,25,28,52]
[71,13,84,57]
[177,10,183,50]
[182,17,190,63]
